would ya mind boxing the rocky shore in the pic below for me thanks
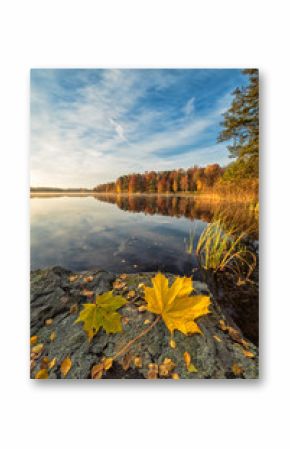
[30,267,259,379]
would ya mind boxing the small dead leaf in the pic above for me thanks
[91,363,103,379]
[113,280,126,290]
[159,358,176,377]
[40,356,50,369]
[31,343,44,355]
[183,351,197,372]
[122,316,130,326]
[227,326,241,341]
[183,351,191,368]
[119,273,127,280]
[122,353,133,370]
[144,319,151,325]
[241,338,249,349]
[70,304,78,314]
[30,360,36,370]
[103,357,113,371]
[147,363,158,379]
[138,283,145,289]
[35,369,49,379]
[69,275,78,283]
[169,338,176,349]
[172,373,180,380]
[213,335,222,343]
[60,358,72,377]
[45,319,53,326]
[48,357,57,370]
[83,275,93,282]
[127,290,136,299]
[243,349,255,358]
[49,331,56,342]
[134,356,142,369]
[81,289,94,298]
[30,335,38,345]
[219,319,227,331]
[138,305,147,312]
[187,363,198,373]
[232,363,244,377]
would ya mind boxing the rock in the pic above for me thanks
[30,268,259,379]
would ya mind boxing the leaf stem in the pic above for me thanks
[113,315,161,361]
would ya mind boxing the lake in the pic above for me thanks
[31,194,258,274]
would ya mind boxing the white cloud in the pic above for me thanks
[30,70,231,187]
[183,96,195,116]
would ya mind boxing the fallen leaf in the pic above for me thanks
[243,349,255,358]
[232,363,244,376]
[219,319,227,331]
[31,343,44,354]
[81,289,94,298]
[113,280,126,290]
[183,351,191,368]
[134,356,142,369]
[147,363,158,379]
[48,357,57,370]
[227,326,241,342]
[138,305,147,312]
[138,283,145,289]
[240,338,249,349]
[49,331,56,342]
[172,373,180,380]
[159,358,176,377]
[122,316,130,325]
[30,360,36,370]
[103,357,113,371]
[169,338,176,349]
[40,356,50,369]
[91,363,104,379]
[121,353,133,370]
[144,273,210,335]
[30,335,38,345]
[83,275,93,282]
[69,275,78,282]
[213,335,222,342]
[70,304,78,314]
[144,319,151,325]
[183,352,198,372]
[188,363,198,373]
[45,319,53,326]
[35,369,49,379]
[60,358,72,377]
[75,291,127,341]
[127,290,136,299]
[119,274,127,280]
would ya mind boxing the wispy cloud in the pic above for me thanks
[30,69,246,187]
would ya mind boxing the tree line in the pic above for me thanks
[93,164,224,194]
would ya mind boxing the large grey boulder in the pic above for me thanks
[30,268,258,379]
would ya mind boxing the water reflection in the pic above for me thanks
[31,195,258,273]
[95,194,258,237]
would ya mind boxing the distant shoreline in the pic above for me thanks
[30,191,257,203]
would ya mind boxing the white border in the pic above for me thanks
[1,1,289,448]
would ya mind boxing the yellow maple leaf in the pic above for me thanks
[75,291,127,341]
[144,273,210,335]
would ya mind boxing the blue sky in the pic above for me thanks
[30,69,247,188]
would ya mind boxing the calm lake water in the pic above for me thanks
[30,194,258,274]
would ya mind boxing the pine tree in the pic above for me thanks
[218,69,259,178]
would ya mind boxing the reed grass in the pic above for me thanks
[195,218,256,279]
